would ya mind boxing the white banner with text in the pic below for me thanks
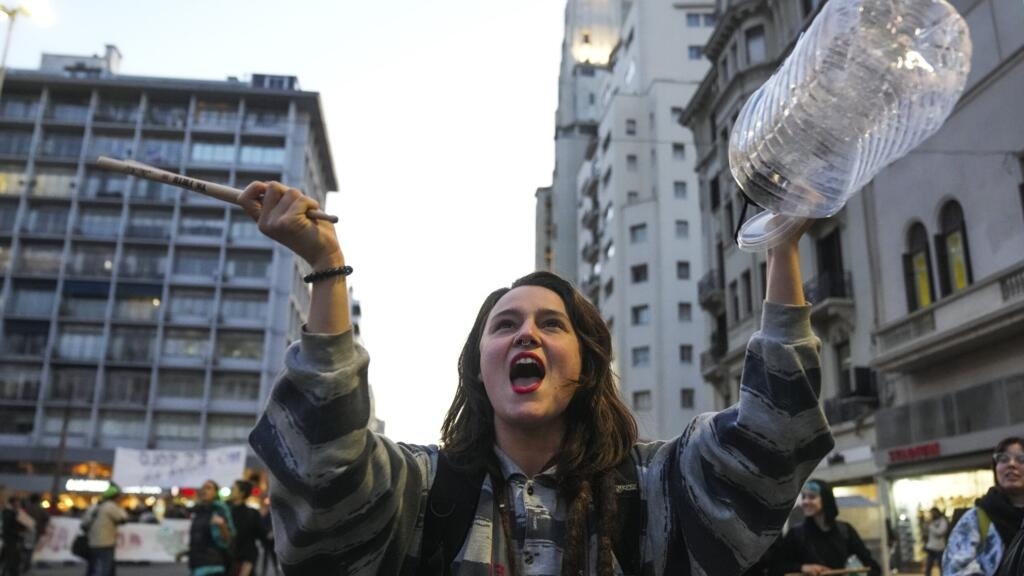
[112,445,247,489]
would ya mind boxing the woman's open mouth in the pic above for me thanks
[509,352,545,394]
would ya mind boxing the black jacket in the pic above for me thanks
[774,520,882,576]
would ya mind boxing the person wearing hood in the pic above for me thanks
[943,436,1024,575]
[82,483,127,576]
[774,478,881,575]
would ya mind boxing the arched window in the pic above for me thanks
[902,222,934,312]
[935,200,973,297]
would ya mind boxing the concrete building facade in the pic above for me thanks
[0,48,350,499]
[683,0,1024,569]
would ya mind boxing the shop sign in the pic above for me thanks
[887,441,941,464]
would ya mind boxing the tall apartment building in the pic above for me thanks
[0,47,344,497]
[575,1,715,440]
[684,0,1024,569]
[539,0,626,280]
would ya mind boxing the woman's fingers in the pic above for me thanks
[238,181,268,221]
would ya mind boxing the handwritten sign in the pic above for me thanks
[112,445,247,488]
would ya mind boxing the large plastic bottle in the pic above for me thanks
[728,0,971,251]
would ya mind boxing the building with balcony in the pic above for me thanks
[547,0,717,440]
[0,47,352,499]
[538,0,626,280]
[682,0,1024,570]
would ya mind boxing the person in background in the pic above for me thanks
[923,507,950,576]
[23,494,50,574]
[2,496,28,576]
[82,484,127,576]
[773,478,882,576]
[943,436,1024,575]
[258,499,279,576]
[184,480,235,576]
[227,480,260,576]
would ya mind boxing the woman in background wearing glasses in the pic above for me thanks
[942,437,1024,576]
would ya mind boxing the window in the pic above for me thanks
[174,249,220,276]
[679,345,693,363]
[603,278,614,298]
[631,346,651,367]
[126,209,171,239]
[0,366,41,402]
[724,200,734,233]
[680,388,695,409]
[50,368,95,401]
[154,413,200,440]
[99,411,147,439]
[633,391,652,411]
[678,302,692,322]
[626,154,638,171]
[56,325,104,361]
[170,288,214,320]
[688,46,703,60]
[104,370,150,405]
[675,220,689,238]
[745,26,766,65]
[163,328,208,360]
[741,270,753,318]
[676,261,691,280]
[139,138,183,165]
[39,133,82,159]
[627,191,639,203]
[631,264,649,283]
[703,14,717,27]
[240,145,285,165]
[114,284,162,321]
[11,283,56,316]
[686,13,701,27]
[674,181,688,199]
[180,212,224,237]
[157,370,204,399]
[626,119,637,136]
[108,327,155,362]
[216,331,263,359]
[629,223,648,243]
[207,415,254,443]
[211,373,260,401]
[191,142,235,164]
[227,251,271,279]
[836,341,852,396]
[631,305,651,325]
[903,222,934,312]
[221,291,268,323]
[673,144,686,161]
[729,280,740,323]
[935,200,972,297]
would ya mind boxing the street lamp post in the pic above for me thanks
[0,4,31,101]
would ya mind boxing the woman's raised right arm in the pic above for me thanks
[239,182,430,573]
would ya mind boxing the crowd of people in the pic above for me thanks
[0,478,280,576]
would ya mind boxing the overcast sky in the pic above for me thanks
[10,0,566,443]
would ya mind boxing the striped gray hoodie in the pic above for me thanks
[250,302,834,575]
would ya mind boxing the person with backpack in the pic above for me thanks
[943,436,1024,576]
[82,484,127,576]
[241,181,833,574]
[184,480,235,576]
[772,479,881,575]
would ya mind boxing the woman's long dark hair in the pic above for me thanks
[441,271,638,575]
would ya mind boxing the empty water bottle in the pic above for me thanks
[729,0,972,251]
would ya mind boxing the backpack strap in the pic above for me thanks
[419,450,485,576]
[977,507,990,550]
[612,453,643,575]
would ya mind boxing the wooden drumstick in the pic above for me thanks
[95,156,339,223]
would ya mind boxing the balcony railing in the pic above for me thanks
[874,261,1024,372]
[875,373,1024,450]
[698,270,724,312]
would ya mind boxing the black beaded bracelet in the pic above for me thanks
[303,265,353,284]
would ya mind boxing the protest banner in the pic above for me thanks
[34,516,191,563]
[112,445,247,489]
